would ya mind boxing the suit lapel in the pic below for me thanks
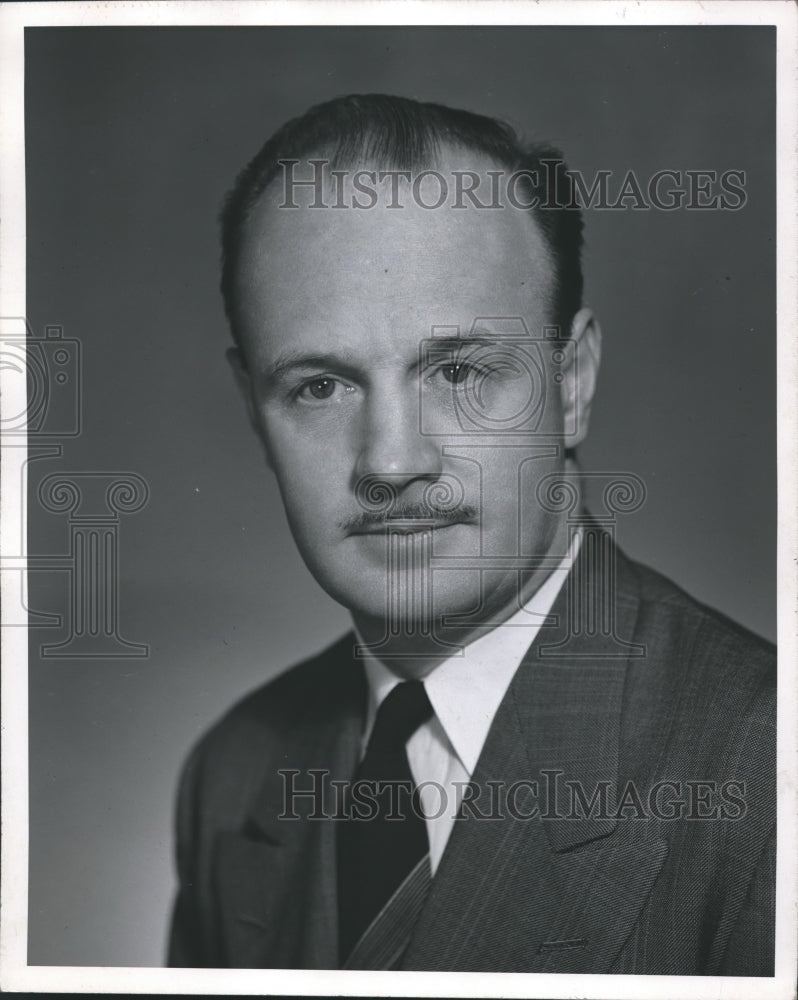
[403,536,668,972]
[215,650,365,969]
[212,531,667,971]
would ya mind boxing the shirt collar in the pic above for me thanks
[358,528,581,775]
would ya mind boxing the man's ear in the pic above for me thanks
[560,307,602,448]
[226,346,273,469]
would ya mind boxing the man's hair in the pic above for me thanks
[220,93,584,344]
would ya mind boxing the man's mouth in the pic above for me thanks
[348,518,470,537]
[340,499,480,537]
[342,502,479,537]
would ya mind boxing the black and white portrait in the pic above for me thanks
[1,4,795,998]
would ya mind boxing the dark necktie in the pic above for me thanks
[336,679,433,965]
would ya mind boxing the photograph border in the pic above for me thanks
[1,2,796,997]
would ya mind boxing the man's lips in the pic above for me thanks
[340,501,480,536]
[346,517,474,537]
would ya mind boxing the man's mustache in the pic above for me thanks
[341,501,479,533]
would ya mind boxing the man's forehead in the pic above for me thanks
[233,148,558,359]
[249,144,550,251]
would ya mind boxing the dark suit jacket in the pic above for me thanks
[168,539,776,974]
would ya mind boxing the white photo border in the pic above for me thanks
[1,2,796,998]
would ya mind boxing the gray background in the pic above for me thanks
[25,26,775,965]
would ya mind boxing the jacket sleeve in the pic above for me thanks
[718,823,776,976]
[167,744,209,967]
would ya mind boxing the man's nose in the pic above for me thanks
[353,388,443,487]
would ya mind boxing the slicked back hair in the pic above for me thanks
[220,93,584,347]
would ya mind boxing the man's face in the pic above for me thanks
[232,153,594,639]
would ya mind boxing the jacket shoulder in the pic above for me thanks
[218,631,358,725]
[624,550,775,672]
[619,550,775,772]
[178,631,360,796]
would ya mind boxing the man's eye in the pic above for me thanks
[306,377,336,399]
[299,378,336,399]
[439,361,495,385]
[437,358,524,386]
[296,377,354,402]
[440,363,472,384]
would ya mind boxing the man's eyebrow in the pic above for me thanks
[426,326,518,349]
[423,332,509,353]
[425,336,499,350]
[265,352,361,382]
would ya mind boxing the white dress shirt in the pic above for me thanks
[356,529,581,874]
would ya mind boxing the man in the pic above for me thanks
[168,94,775,974]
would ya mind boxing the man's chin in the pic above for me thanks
[306,530,539,643]
[321,565,507,638]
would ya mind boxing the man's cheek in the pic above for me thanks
[268,427,338,476]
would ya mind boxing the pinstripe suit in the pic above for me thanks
[168,536,775,974]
